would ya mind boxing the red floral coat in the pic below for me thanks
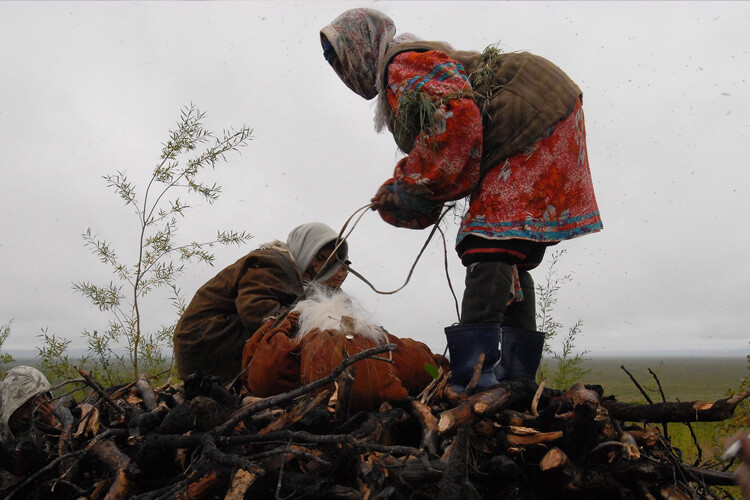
[377,50,603,245]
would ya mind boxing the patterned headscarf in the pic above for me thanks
[321,8,396,100]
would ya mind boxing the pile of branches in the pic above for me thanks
[2,344,748,500]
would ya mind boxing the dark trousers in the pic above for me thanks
[458,237,549,330]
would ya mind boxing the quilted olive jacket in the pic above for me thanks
[378,41,582,172]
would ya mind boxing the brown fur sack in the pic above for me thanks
[241,312,301,397]
[242,314,438,410]
[299,329,407,411]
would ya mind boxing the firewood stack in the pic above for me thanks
[1,346,747,500]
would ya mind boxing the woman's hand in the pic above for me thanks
[371,184,404,212]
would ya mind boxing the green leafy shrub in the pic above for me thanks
[0,321,15,377]
[39,105,253,385]
[36,327,84,384]
[536,249,590,389]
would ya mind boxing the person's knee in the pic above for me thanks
[503,269,536,330]
[518,269,534,292]
[461,261,515,324]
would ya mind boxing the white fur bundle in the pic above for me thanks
[292,285,388,344]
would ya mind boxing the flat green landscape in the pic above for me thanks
[571,356,747,403]
[7,355,746,404]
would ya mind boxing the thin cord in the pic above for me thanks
[437,224,461,323]
[312,202,460,322]
[343,203,455,296]
[311,203,372,282]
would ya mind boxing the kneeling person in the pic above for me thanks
[173,222,349,384]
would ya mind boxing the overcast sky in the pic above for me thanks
[1,1,748,359]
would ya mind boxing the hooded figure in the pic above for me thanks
[0,366,53,446]
[321,8,396,101]
[322,9,602,392]
[173,222,349,384]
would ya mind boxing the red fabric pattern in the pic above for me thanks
[462,100,602,242]
[377,51,483,229]
[376,49,602,243]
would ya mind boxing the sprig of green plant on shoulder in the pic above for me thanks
[0,321,15,377]
[68,104,253,384]
[536,248,590,389]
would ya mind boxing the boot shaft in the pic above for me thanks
[444,323,501,392]
[494,327,545,382]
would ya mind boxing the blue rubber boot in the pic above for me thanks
[493,327,545,382]
[444,323,501,393]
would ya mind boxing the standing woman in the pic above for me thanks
[320,8,602,391]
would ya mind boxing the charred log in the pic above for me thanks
[601,390,750,423]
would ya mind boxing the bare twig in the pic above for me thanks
[620,365,654,404]
[676,397,703,466]
[648,368,669,439]
[6,451,87,500]
[464,352,485,396]
[76,367,126,417]
[212,343,397,436]
[218,429,422,457]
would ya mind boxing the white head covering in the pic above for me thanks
[286,222,349,283]
[0,366,51,444]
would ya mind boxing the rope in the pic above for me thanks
[346,204,461,320]
[347,203,452,295]
[437,224,461,322]
[310,201,462,323]
[311,203,371,283]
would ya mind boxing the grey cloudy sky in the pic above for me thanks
[1,1,748,359]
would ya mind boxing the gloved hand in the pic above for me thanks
[371,183,405,212]
[370,180,443,230]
